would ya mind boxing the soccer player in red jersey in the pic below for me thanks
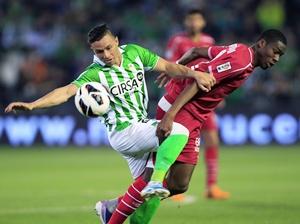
[165,8,229,200]
[100,29,287,224]
[143,29,287,199]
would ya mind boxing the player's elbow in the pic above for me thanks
[59,84,77,102]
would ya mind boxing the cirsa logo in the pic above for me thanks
[110,72,144,96]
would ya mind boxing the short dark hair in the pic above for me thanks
[186,8,205,17]
[258,29,287,45]
[87,24,114,44]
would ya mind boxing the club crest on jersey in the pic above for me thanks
[110,72,144,96]
[216,62,231,73]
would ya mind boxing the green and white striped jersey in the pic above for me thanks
[72,44,159,131]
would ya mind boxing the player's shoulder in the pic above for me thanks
[86,62,103,72]
[227,43,253,67]
[168,32,188,43]
[235,43,253,62]
[78,63,102,79]
[123,43,147,50]
[235,43,249,50]
[201,33,215,44]
[122,43,149,55]
[225,43,251,58]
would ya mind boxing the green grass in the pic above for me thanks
[0,145,300,224]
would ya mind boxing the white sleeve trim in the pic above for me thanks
[208,47,213,59]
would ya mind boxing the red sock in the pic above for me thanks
[163,179,168,188]
[117,196,123,204]
[205,146,218,188]
[108,177,147,224]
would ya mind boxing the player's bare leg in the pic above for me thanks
[131,162,196,223]
[168,162,195,202]
[166,162,196,195]
[102,162,195,224]
[202,129,230,200]
[141,123,189,199]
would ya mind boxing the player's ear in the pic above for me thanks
[257,39,266,48]
[202,19,206,28]
[115,36,119,45]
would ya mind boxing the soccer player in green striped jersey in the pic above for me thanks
[5,24,216,224]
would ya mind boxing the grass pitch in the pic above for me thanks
[0,145,299,224]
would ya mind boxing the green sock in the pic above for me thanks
[151,134,188,182]
[129,196,160,224]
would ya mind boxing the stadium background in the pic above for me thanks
[0,1,299,224]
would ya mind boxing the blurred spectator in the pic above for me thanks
[256,0,285,30]
[0,0,299,114]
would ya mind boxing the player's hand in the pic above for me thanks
[156,112,174,139]
[4,102,34,113]
[155,73,171,88]
[192,71,216,92]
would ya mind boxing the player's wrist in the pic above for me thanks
[165,110,176,119]
[187,69,196,78]
[29,102,36,110]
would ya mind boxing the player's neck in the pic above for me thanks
[188,32,202,42]
[251,45,259,67]
[114,52,122,66]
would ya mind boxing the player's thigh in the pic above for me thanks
[166,162,196,193]
[124,153,152,179]
[201,112,219,147]
[202,112,218,131]
[108,119,159,156]
[201,130,219,147]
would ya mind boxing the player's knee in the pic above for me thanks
[169,183,189,195]
[170,122,189,137]
[168,180,190,194]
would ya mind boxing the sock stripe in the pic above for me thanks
[131,184,141,194]
[116,208,129,217]
[127,192,143,204]
[121,199,137,210]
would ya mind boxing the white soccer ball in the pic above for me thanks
[74,82,110,117]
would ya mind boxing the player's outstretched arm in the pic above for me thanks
[156,82,199,138]
[177,47,209,65]
[154,58,215,92]
[5,83,78,113]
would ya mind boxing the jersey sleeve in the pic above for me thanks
[132,44,159,71]
[206,44,252,83]
[72,65,100,87]
[207,45,228,59]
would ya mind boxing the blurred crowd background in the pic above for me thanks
[0,0,299,116]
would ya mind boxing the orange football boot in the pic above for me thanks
[205,185,230,200]
[170,194,186,202]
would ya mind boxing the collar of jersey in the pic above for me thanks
[248,47,255,68]
[93,47,125,67]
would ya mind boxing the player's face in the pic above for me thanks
[258,40,286,70]
[184,14,206,34]
[90,34,121,66]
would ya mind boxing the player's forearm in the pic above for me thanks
[177,47,209,65]
[31,84,77,109]
[167,82,199,118]
[164,62,197,79]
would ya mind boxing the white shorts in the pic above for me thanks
[107,119,189,179]
[107,119,159,179]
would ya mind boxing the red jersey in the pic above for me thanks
[166,32,215,61]
[165,43,255,123]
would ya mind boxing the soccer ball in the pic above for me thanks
[74,82,110,117]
